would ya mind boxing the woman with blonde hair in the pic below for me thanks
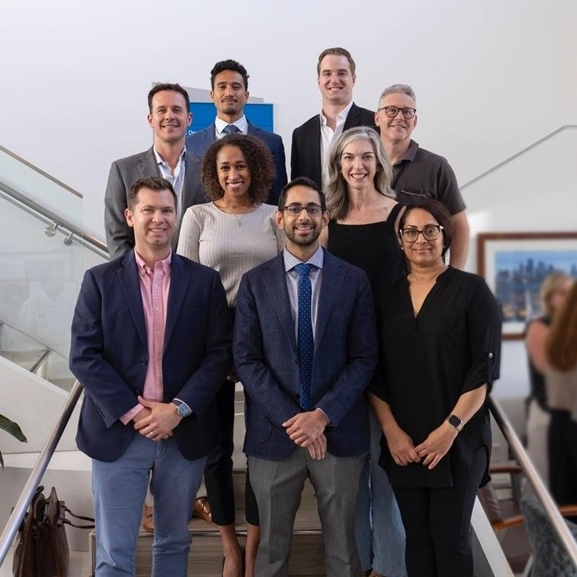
[322,126,406,577]
[545,280,577,506]
[524,273,573,486]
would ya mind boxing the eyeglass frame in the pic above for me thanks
[377,106,417,119]
[281,203,324,217]
[399,225,444,243]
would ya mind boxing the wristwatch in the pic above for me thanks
[172,399,192,418]
[446,414,464,432]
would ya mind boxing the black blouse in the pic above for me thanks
[370,267,502,488]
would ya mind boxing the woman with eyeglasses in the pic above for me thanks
[367,197,501,577]
[178,133,283,577]
[321,126,407,577]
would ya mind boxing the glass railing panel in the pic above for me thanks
[0,187,106,362]
[0,144,83,227]
[0,322,75,392]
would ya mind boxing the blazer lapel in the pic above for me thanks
[164,255,187,350]
[137,147,159,178]
[315,251,345,351]
[117,252,147,350]
[264,256,298,355]
[343,103,360,130]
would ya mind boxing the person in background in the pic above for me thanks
[525,273,573,486]
[178,133,283,577]
[291,47,376,190]
[368,198,501,577]
[321,125,406,577]
[186,59,287,205]
[544,281,577,508]
[375,84,469,269]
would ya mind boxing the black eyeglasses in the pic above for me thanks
[282,204,323,216]
[377,106,417,119]
[399,225,444,243]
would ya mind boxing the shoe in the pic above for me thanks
[193,496,214,525]
[141,504,154,532]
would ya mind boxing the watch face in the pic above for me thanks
[448,415,462,428]
[174,402,192,417]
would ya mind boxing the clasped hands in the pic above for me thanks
[283,409,329,460]
[386,422,458,470]
[132,395,181,441]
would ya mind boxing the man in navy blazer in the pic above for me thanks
[71,176,231,577]
[234,177,377,576]
[186,59,287,205]
[104,83,206,259]
[291,47,377,190]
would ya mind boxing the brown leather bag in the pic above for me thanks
[12,486,94,577]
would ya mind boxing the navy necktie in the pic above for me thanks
[295,263,314,411]
[223,124,240,135]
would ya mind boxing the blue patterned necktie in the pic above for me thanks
[295,263,314,411]
[223,124,240,135]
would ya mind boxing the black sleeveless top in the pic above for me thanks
[525,316,551,411]
[327,203,406,293]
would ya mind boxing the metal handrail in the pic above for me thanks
[0,143,83,199]
[489,396,577,568]
[461,124,577,189]
[0,177,109,259]
[0,380,83,566]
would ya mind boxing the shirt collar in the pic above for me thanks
[215,115,248,135]
[283,245,324,273]
[134,249,172,276]
[319,100,354,127]
[397,139,419,164]
[153,146,186,167]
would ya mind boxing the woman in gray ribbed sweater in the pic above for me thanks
[178,133,283,577]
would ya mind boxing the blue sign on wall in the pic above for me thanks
[187,102,274,136]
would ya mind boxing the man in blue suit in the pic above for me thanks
[186,59,287,205]
[234,177,377,577]
[70,176,231,577]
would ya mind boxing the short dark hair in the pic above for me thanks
[398,197,453,256]
[316,47,356,76]
[210,59,249,90]
[128,176,177,211]
[147,83,190,113]
[201,134,274,203]
[278,177,327,212]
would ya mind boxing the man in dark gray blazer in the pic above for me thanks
[186,59,287,205]
[234,177,377,577]
[291,47,377,190]
[104,83,206,259]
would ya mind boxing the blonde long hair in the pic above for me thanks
[546,281,577,371]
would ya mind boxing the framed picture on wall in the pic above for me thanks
[477,232,577,339]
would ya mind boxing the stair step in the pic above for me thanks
[89,477,325,575]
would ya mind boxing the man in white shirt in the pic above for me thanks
[291,47,377,190]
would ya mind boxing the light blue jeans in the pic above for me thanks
[355,406,407,576]
[92,434,206,577]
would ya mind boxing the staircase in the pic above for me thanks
[87,391,326,576]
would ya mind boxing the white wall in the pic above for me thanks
[1,0,576,416]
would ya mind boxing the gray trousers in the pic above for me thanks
[249,448,365,577]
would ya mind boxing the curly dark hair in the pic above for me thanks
[210,59,249,90]
[201,134,275,203]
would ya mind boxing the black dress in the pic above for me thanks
[326,203,406,292]
[370,267,502,488]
